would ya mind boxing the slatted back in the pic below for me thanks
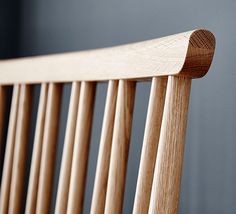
[0,29,215,214]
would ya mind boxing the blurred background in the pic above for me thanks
[1,0,236,213]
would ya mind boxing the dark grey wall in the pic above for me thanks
[4,0,236,213]
[0,0,21,58]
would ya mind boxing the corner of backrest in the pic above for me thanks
[178,29,216,78]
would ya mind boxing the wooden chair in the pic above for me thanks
[0,29,215,214]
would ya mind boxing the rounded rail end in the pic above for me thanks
[179,29,216,78]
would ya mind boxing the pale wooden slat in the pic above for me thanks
[0,86,6,150]
[67,82,96,213]
[133,77,167,214]
[0,85,20,213]
[104,80,136,214]
[55,82,80,214]
[148,76,192,214]
[91,80,118,214]
[36,83,62,213]
[8,85,32,213]
[0,29,215,85]
[25,83,48,214]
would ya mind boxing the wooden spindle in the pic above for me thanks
[55,82,80,214]
[133,77,167,214]
[36,83,62,213]
[67,81,96,214]
[25,83,48,214]
[148,76,191,214]
[91,80,118,214]
[104,80,136,214]
[8,85,32,213]
[0,85,20,213]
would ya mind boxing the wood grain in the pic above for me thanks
[55,82,80,214]
[67,82,96,214]
[25,83,48,214]
[133,77,167,214]
[8,84,31,213]
[0,29,216,214]
[104,80,136,214]
[0,85,20,213]
[0,29,215,85]
[91,80,118,214]
[36,83,62,214]
[148,76,191,214]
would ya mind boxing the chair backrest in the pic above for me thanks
[0,29,215,214]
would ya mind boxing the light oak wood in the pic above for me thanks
[0,29,216,214]
[148,76,191,214]
[8,84,31,213]
[133,77,167,214]
[25,83,48,214]
[104,80,136,214]
[55,82,80,214]
[0,86,6,149]
[36,83,62,213]
[67,82,96,213]
[91,80,118,214]
[0,29,215,85]
[0,85,20,213]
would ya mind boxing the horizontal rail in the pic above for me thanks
[0,29,215,85]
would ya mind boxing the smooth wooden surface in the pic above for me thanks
[104,80,136,214]
[0,86,6,148]
[133,77,167,214]
[55,82,80,214]
[91,80,118,214]
[8,85,31,213]
[0,85,20,213]
[0,29,215,214]
[67,82,95,213]
[148,76,191,214]
[36,83,62,213]
[25,84,48,214]
[0,29,215,85]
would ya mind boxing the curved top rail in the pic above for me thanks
[0,29,215,85]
